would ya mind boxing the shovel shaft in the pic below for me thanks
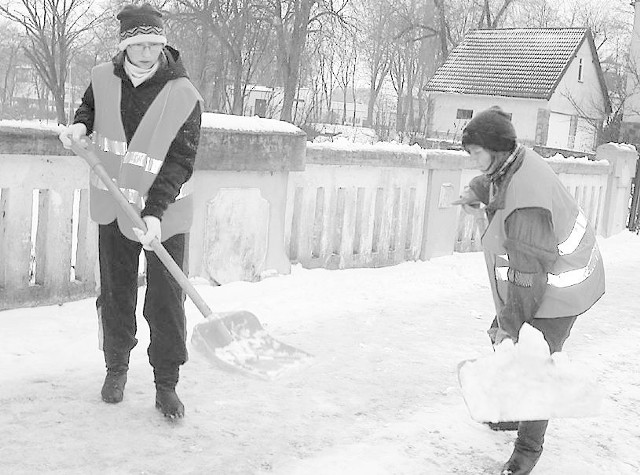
[71,140,233,344]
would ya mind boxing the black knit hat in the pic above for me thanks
[461,106,517,152]
[117,3,167,51]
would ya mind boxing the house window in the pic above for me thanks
[254,98,267,118]
[456,109,473,119]
[578,58,584,82]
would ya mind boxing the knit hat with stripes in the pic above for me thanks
[117,3,167,51]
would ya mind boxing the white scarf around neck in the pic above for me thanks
[124,56,160,87]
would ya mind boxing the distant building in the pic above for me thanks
[622,0,640,144]
[424,28,611,153]
[241,85,312,123]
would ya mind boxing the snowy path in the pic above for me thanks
[1,232,639,474]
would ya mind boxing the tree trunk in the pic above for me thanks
[231,66,244,115]
[351,71,357,127]
[367,83,377,126]
[54,90,66,124]
[277,0,314,123]
[281,75,298,123]
[433,0,449,58]
[342,88,347,124]
[396,94,404,133]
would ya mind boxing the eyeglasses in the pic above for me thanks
[128,43,164,52]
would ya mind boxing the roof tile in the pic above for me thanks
[425,28,587,99]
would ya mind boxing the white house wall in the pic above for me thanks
[547,40,605,151]
[624,1,640,124]
[428,93,545,144]
[548,41,605,116]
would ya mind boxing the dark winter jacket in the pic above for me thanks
[469,149,558,341]
[73,46,202,221]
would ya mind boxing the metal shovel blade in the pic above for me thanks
[191,310,314,380]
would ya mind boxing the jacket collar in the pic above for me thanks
[485,144,526,221]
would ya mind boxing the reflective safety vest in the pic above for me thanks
[89,62,202,242]
[482,148,605,319]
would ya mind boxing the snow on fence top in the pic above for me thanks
[201,113,303,135]
[0,118,630,177]
[0,119,63,132]
[0,115,303,135]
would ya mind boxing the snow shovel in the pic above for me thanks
[70,139,313,380]
[457,324,603,423]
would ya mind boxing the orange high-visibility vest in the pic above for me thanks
[482,148,605,318]
[89,61,202,242]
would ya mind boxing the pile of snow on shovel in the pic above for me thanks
[458,323,604,423]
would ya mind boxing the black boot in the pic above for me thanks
[154,366,184,419]
[101,351,129,403]
[501,420,548,475]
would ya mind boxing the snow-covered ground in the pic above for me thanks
[1,231,639,475]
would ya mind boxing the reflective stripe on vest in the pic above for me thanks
[89,61,201,241]
[93,131,127,156]
[90,172,194,209]
[558,210,587,256]
[493,209,600,289]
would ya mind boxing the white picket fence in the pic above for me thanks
[0,154,98,310]
[0,126,636,311]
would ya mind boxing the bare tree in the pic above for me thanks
[270,0,317,122]
[0,0,107,124]
[432,0,451,58]
[386,0,438,137]
[266,0,351,123]
[502,0,561,28]
[477,0,517,29]
[356,0,394,127]
[170,0,275,115]
[331,27,357,125]
[301,26,339,124]
[0,21,25,117]
[433,0,520,58]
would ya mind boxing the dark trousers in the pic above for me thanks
[98,221,188,369]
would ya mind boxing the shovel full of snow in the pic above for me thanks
[457,323,604,423]
[70,139,313,380]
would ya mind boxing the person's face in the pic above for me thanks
[466,144,493,173]
[126,42,163,69]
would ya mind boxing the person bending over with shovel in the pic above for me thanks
[455,106,604,474]
[59,3,202,419]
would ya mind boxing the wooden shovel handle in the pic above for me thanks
[70,139,216,321]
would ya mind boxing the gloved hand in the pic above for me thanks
[488,317,515,348]
[59,123,87,149]
[133,215,161,251]
[493,327,513,347]
[452,186,485,216]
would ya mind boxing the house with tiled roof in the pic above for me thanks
[623,1,640,144]
[424,28,611,153]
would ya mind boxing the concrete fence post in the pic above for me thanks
[191,114,306,284]
[596,143,639,237]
